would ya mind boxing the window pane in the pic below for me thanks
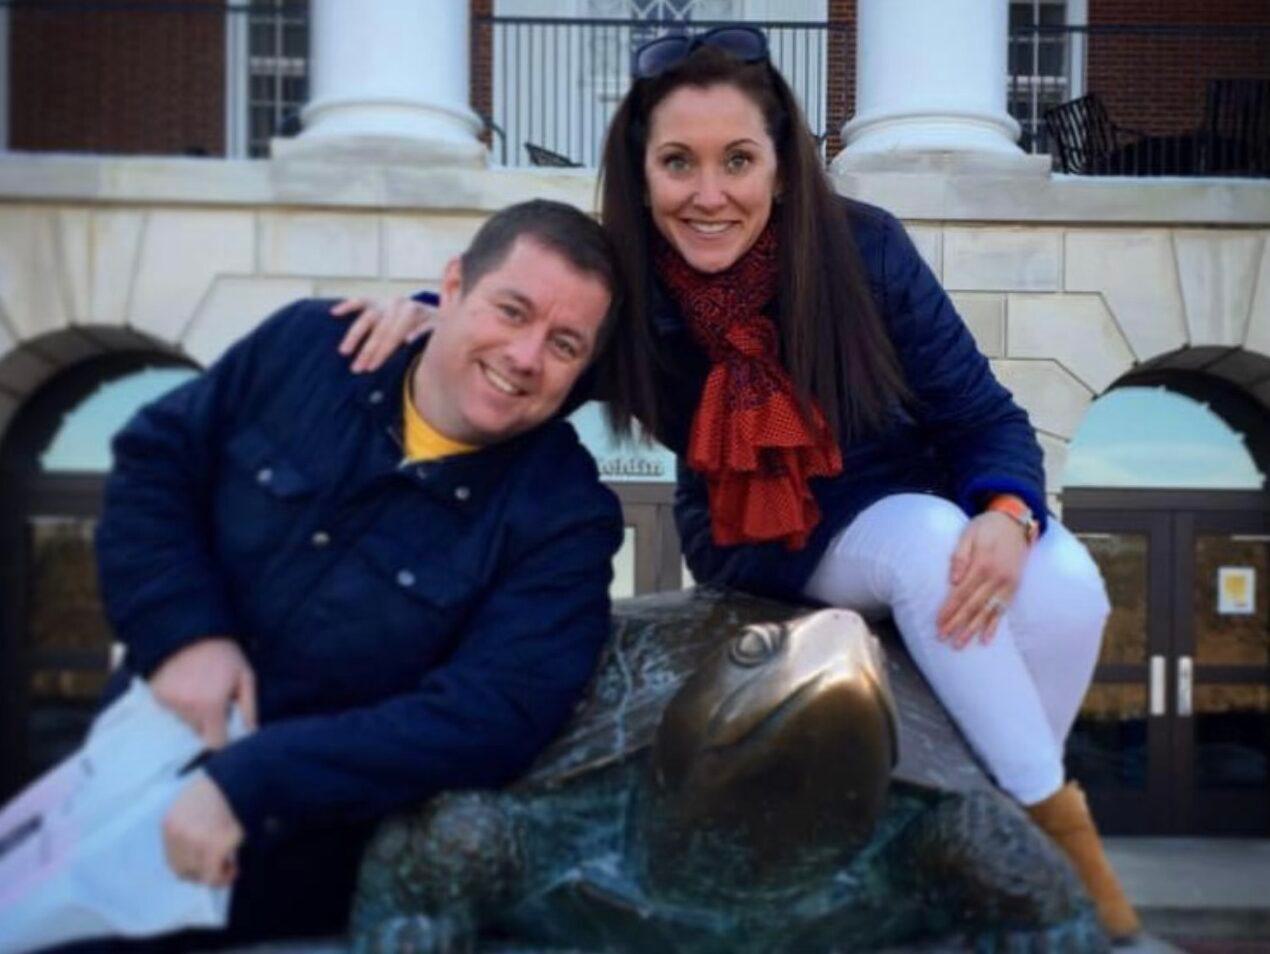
[1068,683,1149,789]
[26,517,115,772]
[1065,387,1265,489]
[40,367,198,472]
[1079,533,1149,666]
[1194,684,1269,790]
[1193,534,1268,667]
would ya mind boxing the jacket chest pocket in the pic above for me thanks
[312,533,482,694]
[216,424,318,559]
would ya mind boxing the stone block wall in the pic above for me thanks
[0,157,1266,509]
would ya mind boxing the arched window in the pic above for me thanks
[39,366,198,471]
[1,356,197,797]
[1065,385,1265,490]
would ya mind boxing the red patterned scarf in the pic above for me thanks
[655,224,842,550]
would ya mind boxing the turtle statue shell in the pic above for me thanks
[520,588,992,795]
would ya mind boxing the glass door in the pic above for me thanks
[1176,509,1270,835]
[1065,508,1174,834]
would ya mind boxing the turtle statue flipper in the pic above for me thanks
[893,790,1111,952]
[351,791,521,954]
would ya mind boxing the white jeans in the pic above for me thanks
[803,493,1109,805]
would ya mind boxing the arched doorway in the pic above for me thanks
[1063,370,1270,836]
[0,351,197,798]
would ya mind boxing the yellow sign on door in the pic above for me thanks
[1218,566,1256,615]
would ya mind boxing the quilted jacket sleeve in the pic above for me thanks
[202,455,623,838]
[95,302,303,676]
[878,213,1049,533]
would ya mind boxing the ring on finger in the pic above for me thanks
[985,595,1008,615]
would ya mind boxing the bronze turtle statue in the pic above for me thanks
[350,589,1107,953]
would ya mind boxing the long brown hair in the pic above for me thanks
[597,46,909,446]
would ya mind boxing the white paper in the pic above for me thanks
[1218,566,1256,615]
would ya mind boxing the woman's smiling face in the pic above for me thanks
[643,82,780,274]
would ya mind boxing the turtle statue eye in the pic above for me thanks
[729,624,784,666]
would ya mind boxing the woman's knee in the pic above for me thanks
[1023,523,1112,633]
[856,494,968,603]
[868,493,968,551]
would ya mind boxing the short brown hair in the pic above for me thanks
[460,199,622,353]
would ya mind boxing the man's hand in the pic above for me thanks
[150,638,257,749]
[936,512,1030,648]
[332,296,434,373]
[163,774,244,887]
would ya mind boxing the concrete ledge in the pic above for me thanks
[0,153,598,214]
[0,152,1268,225]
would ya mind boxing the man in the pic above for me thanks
[91,200,624,948]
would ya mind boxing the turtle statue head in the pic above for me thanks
[645,609,898,892]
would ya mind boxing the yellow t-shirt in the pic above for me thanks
[402,373,476,461]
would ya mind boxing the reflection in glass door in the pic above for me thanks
[1065,515,1172,834]
[25,515,114,772]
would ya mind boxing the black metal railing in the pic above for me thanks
[472,16,851,168]
[1008,23,1270,177]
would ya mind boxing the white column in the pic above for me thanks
[273,0,485,167]
[835,0,1045,173]
[0,5,9,151]
[224,0,248,159]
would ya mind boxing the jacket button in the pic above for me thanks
[256,467,273,485]
[311,530,330,548]
[454,485,471,502]
[396,569,415,587]
[368,389,385,405]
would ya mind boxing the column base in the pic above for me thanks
[274,97,489,167]
[271,132,488,168]
[831,149,1052,177]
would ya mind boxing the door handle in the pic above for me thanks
[1150,655,1166,717]
[1177,655,1193,718]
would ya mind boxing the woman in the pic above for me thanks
[337,27,1138,942]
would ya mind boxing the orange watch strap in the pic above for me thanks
[987,494,1039,544]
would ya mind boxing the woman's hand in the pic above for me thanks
[936,512,1030,648]
[331,296,434,373]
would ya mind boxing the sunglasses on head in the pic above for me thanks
[631,25,769,80]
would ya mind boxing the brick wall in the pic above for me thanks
[470,0,494,148]
[11,2,225,156]
[825,0,856,158]
[1088,0,1270,136]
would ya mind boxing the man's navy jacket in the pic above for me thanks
[95,300,623,843]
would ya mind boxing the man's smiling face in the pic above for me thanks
[412,236,612,446]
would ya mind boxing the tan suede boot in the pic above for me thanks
[1026,782,1141,943]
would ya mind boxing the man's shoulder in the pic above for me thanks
[505,421,622,523]
[232,297,363,388]
[251,297,350,351]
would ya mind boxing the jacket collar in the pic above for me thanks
[350,331,557,510]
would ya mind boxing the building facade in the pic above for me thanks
[0,0,1267,841]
